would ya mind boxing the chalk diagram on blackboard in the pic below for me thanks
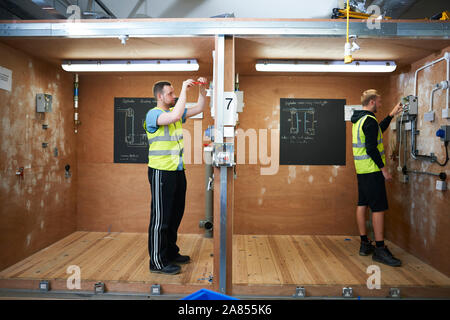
[114,97,156,163]
[280,98,346,165]
[116,107,148,147]
[285,107,317,143]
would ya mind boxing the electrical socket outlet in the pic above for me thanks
[442,109,450,119]
[436,180,447,191]
[390,121,396,131]
[424,111,435,122]
[405,122,412,131]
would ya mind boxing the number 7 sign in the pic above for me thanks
[223,91,237,126]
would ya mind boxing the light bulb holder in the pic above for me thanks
[62,59,199,72]
[256,60,397,73]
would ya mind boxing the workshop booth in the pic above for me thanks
[0,19,449,299]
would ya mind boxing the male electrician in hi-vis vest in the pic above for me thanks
[351,89,403,267]
[144,78,207,275]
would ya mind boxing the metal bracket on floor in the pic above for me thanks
[342,287,353,298]
[150,284,161,296]
[39,280,50,292]
[389,288,401,299]
[293,286,306,298]
[94,282,105,294]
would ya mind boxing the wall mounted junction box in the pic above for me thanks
[438,125,450,142]
[36,93,52,112]
[402,95,418,115]
[442,109,450,119]
[424,111,435,122]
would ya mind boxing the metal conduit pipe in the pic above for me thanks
[74,74,80,133]
[429,80,449,112]
[200,146,214,238]
[414,53,449,111]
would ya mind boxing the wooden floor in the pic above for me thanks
[1,232,449,297]
[0,232,214,294]
[233,235,450,286]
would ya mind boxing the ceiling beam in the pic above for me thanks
[0,0,66,20]
[128,0,146,18]
[93,0,117,19]
[0,19,448,39]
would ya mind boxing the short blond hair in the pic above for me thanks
[361,89,380,106]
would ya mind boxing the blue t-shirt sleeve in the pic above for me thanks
[146,109,164,133]
[146,108,187,133]
[182,108,187,123]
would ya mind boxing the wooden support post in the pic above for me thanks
[213,35,235,295]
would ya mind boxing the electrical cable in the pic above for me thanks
[435,141,449,167]
[397,111,405,171]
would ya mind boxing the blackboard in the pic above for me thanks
[114,97,156,163]
[280,98,346,165]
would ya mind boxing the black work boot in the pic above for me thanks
[171,254,191,265]
[150,264,181,275]
[359,240,375,256]
[372,246,402,267]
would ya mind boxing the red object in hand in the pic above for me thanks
[193,81,207,85]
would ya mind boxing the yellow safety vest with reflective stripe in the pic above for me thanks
[352,115,386,174]
[143,107,185,171]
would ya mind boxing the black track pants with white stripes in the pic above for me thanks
[148,167,187,269]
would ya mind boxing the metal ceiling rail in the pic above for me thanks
[0,19,449,38]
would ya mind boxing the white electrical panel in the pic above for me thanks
[235,91,245,112]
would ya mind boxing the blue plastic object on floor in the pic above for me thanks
[181,288,239,300]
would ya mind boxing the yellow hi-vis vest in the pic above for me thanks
[143,107,185,171]
[352,115,386,174]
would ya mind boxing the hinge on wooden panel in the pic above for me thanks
[39,280,50,292]
[389,288,401,298]
[150,284,161,296]
[342,287,353,298]
[293,286,306,298]
[94,282,105,294]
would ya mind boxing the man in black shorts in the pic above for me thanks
[351,89,403,267]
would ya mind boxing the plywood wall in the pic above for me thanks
[384,46,450,277]
[234,75,392,235]
[76,74,214,233]
[0,42,77,271]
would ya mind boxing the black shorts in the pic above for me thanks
[357,171,388,212]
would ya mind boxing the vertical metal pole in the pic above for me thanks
[219,166,227,293]
[215,34,227,294]
[216,35,225,144]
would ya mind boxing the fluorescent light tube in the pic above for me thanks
[255,60,396,73]
[61,59,199,72]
